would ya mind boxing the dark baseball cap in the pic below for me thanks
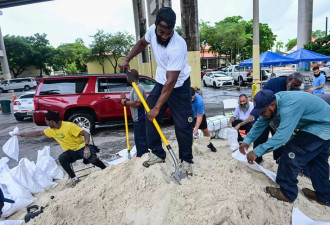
[250,89,276,117]
[0,188,14,204]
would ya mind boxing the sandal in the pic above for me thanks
[265,187,293,203]
[302,188,330,207]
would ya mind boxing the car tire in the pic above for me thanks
[68,112,95,133]
[0,88,3,93]
[213,82,217,88]
[203,80,207,87]
[24,85,31,91]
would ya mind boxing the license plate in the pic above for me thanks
[27,111,33,115]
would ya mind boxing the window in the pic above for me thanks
[20,94,35,99]
[139,78,155,91]
[1,80,8,85]
[40,78,88,95]
[97,77,131,93]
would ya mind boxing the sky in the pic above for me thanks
[0,0,328,48]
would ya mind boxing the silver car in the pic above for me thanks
[0,77,37,93]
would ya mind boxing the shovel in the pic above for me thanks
[123,102,131,159]
[126,71,182,183]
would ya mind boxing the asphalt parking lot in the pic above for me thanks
[0,78,329,169]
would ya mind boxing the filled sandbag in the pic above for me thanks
[227,128,239,151]
[207,115,230,132]
[2,127,20,161]
[10,159,44,194]
[36,146,63,180]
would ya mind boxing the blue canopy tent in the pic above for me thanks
[286,48,330,62]
[239,51,299,67]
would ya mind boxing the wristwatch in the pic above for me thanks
[85,144,90,147]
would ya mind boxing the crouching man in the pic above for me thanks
[18,110,106,185]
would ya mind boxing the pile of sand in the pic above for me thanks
[11,139,330,225]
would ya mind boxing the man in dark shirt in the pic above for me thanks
[253,72,303,163]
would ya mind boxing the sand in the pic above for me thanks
[9,139,330,225]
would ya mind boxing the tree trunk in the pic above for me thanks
[180,0,199,51]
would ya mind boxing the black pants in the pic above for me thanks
[146,78,194,163]
[58,146,106,178]
[232,119,253,142]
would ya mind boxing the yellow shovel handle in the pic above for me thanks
[131,82,169,146]
[124,105,130,150]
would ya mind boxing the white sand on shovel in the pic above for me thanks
[10,139,329,225]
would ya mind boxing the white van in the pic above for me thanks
[0,77,37,93]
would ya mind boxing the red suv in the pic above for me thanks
[33,74,158,132]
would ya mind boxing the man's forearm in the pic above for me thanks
[240,116,254,126]
[154,81,176,110]
[19,131,44,137]
[195,114,203,129]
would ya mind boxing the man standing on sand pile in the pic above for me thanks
[119,7,194,176]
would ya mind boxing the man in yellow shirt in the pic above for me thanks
[18,110,106,184]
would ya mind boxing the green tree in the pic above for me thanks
[285,38,297,51]
[27,33,54,77]
[312,30,326,38]
[88,30,108,73]
[4,35,34,78]
[304,34,330,56]
[106,32,134,73]
[53,41,90,75]
[275,41,284,52]
[200,17,276,63]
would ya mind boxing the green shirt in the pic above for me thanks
[243,91,330,157]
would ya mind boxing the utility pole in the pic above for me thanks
[326,17,328,36]
[252,0,260,98]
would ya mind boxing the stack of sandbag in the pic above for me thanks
[0,158,35,218]
[206,115,230,139]
[0,146,62,218]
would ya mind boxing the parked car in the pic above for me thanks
[246,69,271,82]
[222,65,250,85]
[13,91,35,121]
[33,74,168,132]
[203,71,234,88]
[320,64,330,81]
[0,77,37,93]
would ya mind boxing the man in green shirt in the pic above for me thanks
[239,90,330,206]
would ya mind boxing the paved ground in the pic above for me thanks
[1,78,329,169]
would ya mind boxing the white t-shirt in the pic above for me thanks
[233,102,254,121]
[144,24,191,88]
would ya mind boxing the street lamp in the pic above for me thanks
[0,9,11,79]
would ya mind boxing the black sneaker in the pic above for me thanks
[207,143,217,152]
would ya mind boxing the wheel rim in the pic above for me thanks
[72,117,91,130]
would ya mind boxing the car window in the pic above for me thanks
[40,78,88,95]
[214,73,227,77]
[20,94,35,99]
[139,78,155,91]
[1,80,8,85]
[97,77,131,93]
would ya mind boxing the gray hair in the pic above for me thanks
[288,72,303,83]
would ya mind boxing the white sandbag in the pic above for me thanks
[0,157,10,174]
[10,159,44,194]
[193,129,203,139]
[2,127,20,161]
[0,171,33,199]
[207,115,230,132]
[36,146,64,180]
[0,220,24,225]
[0,196,35,218]
[23,159,57,189]
[227,128,239,151]
[217,128,229,139]
[211,131,217,139]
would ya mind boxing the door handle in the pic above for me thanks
[102,96,110,99]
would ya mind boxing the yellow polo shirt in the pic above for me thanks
[44,121,85,151]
